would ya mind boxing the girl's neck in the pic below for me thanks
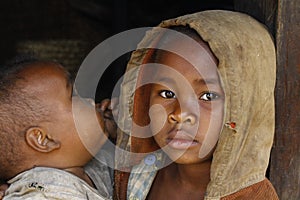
[171,160,211,190]
[148,160,212,200]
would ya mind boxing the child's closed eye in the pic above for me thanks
[159,90,176,99]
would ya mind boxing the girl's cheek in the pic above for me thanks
[149,104,168,136]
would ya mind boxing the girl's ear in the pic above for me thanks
[25,127,61,153]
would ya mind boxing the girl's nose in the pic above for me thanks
[168,112,197,125]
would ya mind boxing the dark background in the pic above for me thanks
[0,0,234,100]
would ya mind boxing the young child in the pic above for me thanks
[114,10,279,199]
[0,57,114,199]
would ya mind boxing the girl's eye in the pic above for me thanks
[159,90,176,99]
[200,92,220,101]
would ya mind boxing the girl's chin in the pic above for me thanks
[162,149,202,164]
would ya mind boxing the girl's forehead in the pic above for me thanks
[153,49,219,81]
[158,31,218,65]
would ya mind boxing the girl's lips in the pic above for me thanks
[166,130,199,150]
[166,138,199,150]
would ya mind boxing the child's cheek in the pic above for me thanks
[149,104,168,136]
[72,97,107,155]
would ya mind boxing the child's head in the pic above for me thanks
[116,10,276,199]
[0,56,107,180]
[147,26,225,164]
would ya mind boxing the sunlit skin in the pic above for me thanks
[15,63,108,185]
[147,39,224,199]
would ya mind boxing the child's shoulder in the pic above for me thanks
[5,167,106,200]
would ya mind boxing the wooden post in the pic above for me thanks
[234,0,300,199]
[270,0,300,199]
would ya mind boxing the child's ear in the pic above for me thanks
[25,127,61,153]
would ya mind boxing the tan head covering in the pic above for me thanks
[115,10,276,199]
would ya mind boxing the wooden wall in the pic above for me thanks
[235,0,300,199]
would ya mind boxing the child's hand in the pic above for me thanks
[0,183,8,199]
[97,98,118,140]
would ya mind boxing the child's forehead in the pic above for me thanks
[157,36,217,65]
[161,28,216,55]
[153,50,218,78]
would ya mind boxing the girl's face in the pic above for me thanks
[149,40,224,164]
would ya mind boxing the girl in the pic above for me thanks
[114,10,279,200]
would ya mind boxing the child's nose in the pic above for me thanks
[167,97,198,125]
[168,111,197,125]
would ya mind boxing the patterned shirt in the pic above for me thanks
[5,150,114,200]
[4,167,108,200]
[127,152,166,200]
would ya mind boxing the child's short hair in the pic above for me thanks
[0,55,71,180]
